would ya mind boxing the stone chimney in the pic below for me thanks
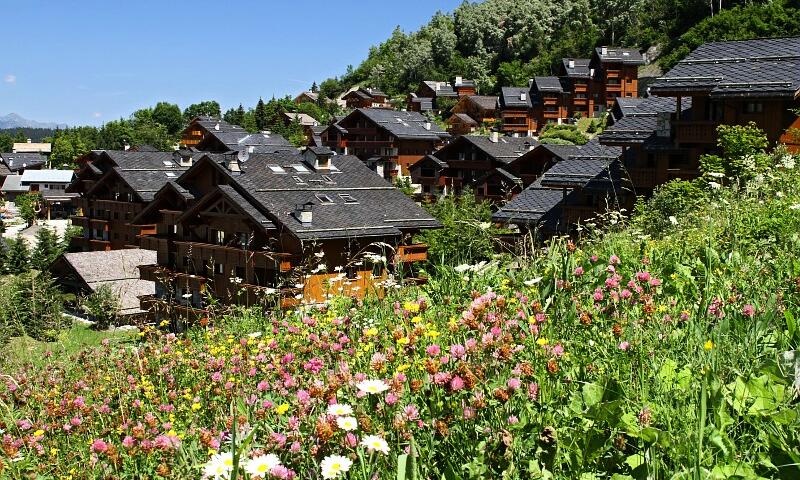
[455,76,463,86]
[490,131,499,143]
[424,122,432,131]
[568,59,575,69]
[601,46,608,55]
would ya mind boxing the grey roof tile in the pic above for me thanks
[354,109,449,141]
[500,87,532,108]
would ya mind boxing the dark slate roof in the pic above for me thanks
[454,78,477,88]
[535,139,624,190]
[610,97,645,123]
[116,168,186,201]
[458,135,538,164]
[356,109,449,141]
[540,144,581,162]
[450,113,478,125]
[0,152,47,172]
[569,138,623,160]
[533,76,565,93]
[423,81,458,97]
[492,178,571,226]
[561,58,592,78]
[177,151,440,241]
[500,87,532,108]
[98,150,185,170]
[193,117,295,152]
[468,95,499,110]
[601,96,692,144]
[596,47,645,65]
[650,37,800,98]
[81,151,190,201]
[410,96,434,112]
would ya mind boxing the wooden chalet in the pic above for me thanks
[294,91,319,104]
[321,108,449,179]
[407,81,457,113]
[0,152,47,178]
[342,87,391,109]
[453,77,478,97]
[449,95,499,133]
[493,139,628,236]
[408,133,537,198]
[67,150,195,251]
[646,37,800,160]
[131,147,439,319]
[447,114,479,136]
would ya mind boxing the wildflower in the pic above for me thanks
[507,415,519,425]
[274,403,290,415]
[360,435,390,455]
[573,266,584,276]
[245,454,282,478]
[449,376,465,391]
[618,341,630,351]
[536,338,548,346]
[356,379,390,395]
[742,304,755,318]
[203,452,234,479]
[507,378,522,391]
[335,416,358,431]
[320,454,352,479]
[704,340,714,351]
[326,404,353,417]
[90,438,108,454]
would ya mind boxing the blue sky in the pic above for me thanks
[1,0,464,126]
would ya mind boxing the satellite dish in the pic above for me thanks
[237,150,250,163]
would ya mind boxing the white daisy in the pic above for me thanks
[356,379,390,395]
[203,452,234,479]
[320,454,352,479]
[335,416,358,431]
[245,453,281,478]
[360,434,390,455]
[326,403,353,416]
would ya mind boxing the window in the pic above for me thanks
[338,193,358,203]
[321,175,335,183]
[162,160,174,167]
[316,194,334,204]
[744,101,763,114]
[268,165,286,173]
[214,263,224,275]
[292,164,309,173]
[238,232,250,247]
[165,172,176,178]
[215,230,225,245]
[292,175,306,185]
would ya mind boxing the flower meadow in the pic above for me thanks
[3,160,800,478]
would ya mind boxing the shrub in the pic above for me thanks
[15,192,42,225]
[81,284,121,330]
[632,179,706,234]
[539,124,589,145]
[2,271,66,342]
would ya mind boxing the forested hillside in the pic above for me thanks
[316,0,800,99]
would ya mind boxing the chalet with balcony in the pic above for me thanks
[449,95,499,133]
[0,152,47,178]
[20,169,78,219]
[342,87,391,109]
[499,87,534,136]
[446,114,479,136]
[531,76,571,129]
[322,108,449,179]
[409,133,536,197]
[592,47,644,110]
[133,147,439,319]
[648,37,800,160]
[181,116,295,153]
[294,91,319,104]
[67,150,193,251]
[493,139,626,236]
[600,96,695,193]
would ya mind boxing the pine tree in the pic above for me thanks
[31,227,62,271]
[5,236,30,274]
[311,81,318,93]
[254,98,268,131]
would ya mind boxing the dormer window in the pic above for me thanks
[315,194,334,204]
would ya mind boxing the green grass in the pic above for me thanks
[5,321,136,368]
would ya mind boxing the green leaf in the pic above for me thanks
[397,454,408,480]
[625,453,645,469]
[785,311,797,339]
[582,382,604,407]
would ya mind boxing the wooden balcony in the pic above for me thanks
[673,120,718,145]
[139,264,207,286]
[70,215,90,227]
[394,243,429,264]
[71,236,90,249]
[89,239,111,251]
[563,205,601,226]
[174,241,297,272]
[626,168,657,189]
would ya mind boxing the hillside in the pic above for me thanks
[0,113,66,130]
[316,0,800,99]
[2,129,799,477]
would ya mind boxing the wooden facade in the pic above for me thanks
[342,87,391,109]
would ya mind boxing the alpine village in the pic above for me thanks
[2,0,800,478]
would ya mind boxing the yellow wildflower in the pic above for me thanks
[275,403,290,415]
[365,327,378,337]
[536,338,549,346]
[191,402,202,412]
[33,429,44,437]
[704,340,714,351]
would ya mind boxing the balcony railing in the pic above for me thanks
[626,168,657,189]
[393,243,429,264]
[673,120,718,145]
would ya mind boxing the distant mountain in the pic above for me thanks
[0,113,67,130]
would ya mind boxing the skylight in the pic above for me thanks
[165,172,176,178]
[339,194,358,204]
[268,165,286,174]
[315,194,334,204]
[292,164,310,173]
[162,160,174,167]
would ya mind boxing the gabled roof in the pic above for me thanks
[284,112,319,126]
[53,249,156,315]
[1,175,28,193]
[601,96,693,145]
[81,151,191,201]
[537,139,624,190]
[492,178,573,227]
[454,78,477,88]
[410,95,434,112]
[422,81,457,97]
[595,47,645,65]
[609,97,645,123]
[352,109,449,141]
[171,151,440,242]
[411,155,449,170]
[650,37,800,98]
[533,76,565,93]
[500,87,532,108]
[459,135,538,164]
[448,113,478,125]
[20,169,74,184]
[189,117,295,153]
[540,144,581,162]
[561,58,592,78]
[466,95,499,111]
[0,152,47,172]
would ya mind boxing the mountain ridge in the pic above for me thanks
[0,113,67,130]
